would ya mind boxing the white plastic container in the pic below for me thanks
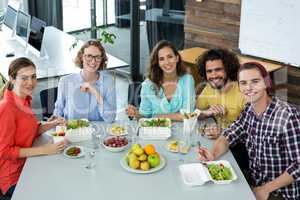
[138,118,171,140]
[179,160,238,186]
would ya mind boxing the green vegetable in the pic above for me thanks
[141,118,170,127]
[208,163,232,181]
[67,119,89,129]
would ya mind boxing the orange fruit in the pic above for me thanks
[144,144,156,155]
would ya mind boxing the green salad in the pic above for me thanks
[67,119,90,129]
[208,163,232,181]
[140,118,170,127]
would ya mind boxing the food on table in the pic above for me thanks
[167,140,179,152]
[64,119,94,143]
[208,163,232,181]
[66,146,81,157]
[67,119,90,129]
[103,136,128,148]
[144,144,156,155]
[51,130,65,137]
[110,124,126,135]
[126,143,160,171]
[183,112,197,119]
[103,136,128,147]
[140,118,170,127]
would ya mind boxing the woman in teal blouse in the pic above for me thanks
[127,40,195,121]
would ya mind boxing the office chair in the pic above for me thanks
[127,82,142,107]
[40,87,58,120]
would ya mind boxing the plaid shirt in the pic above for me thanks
[223,97,300,199]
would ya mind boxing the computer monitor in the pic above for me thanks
[2,5,17,36]
[28,16,46,52]
[15,10,30,46]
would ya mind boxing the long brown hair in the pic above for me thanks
[74,39,108,71]
[147,40,185,95]
[0,57,36,99]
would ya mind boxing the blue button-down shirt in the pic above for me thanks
[53,71,116,122]
[139,74,195,117]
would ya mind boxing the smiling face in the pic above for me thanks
[158,46,179,76]
[205,59,227,90]
[11,66,37,98]
[82,45,102,73]
[238,68,268,104]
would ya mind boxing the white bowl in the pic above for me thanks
[102,136,129,152]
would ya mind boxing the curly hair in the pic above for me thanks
[196,48,240,81]
[74,39,108,71]
[147,40,186,95]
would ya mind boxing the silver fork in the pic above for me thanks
[197,141,208,167]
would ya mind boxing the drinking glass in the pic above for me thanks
[85,123,102,170]
[178,140,189,163]
[85,149,96,170]
[128,119,139,144]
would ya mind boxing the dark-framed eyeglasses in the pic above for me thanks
[83,54,102,62]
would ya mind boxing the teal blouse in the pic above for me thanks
[139,74,195,118]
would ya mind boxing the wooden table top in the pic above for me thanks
[179,47,284,73]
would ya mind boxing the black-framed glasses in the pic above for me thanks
[83,54,102,62]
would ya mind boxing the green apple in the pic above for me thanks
[147,154,160,168]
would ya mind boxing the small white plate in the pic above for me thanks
[120,155,166,174]
[166,140,179,153]
[108,124,128,136]
[63,146,85,159]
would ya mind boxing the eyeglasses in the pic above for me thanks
[83,54,102,63]
[16,74,37,82]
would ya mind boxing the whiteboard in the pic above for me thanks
[239,0,300,67]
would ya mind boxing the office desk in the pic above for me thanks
[179,47,284,73]
[11,121,255,200]
[0,27,129,80]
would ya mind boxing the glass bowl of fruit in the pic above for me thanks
[102,136,129,152]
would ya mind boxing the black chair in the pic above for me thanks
[127,82,142,107]
[40,87,58,120]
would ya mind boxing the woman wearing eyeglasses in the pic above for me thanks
[53,40,116,122]
[0,58,66,199]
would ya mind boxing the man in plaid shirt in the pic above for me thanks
[198,62,300,200]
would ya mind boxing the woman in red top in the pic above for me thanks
[0,57,66,199]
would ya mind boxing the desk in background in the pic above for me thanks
[179,47,284,73]
[0,26,129,80]
[179,47,285,94]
